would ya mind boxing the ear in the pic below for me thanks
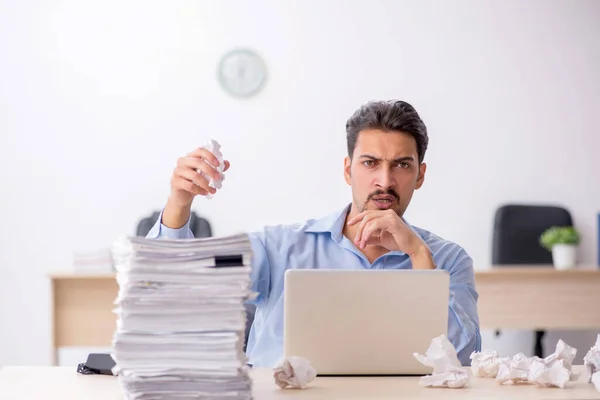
[344,156,352,185]
[415,162,426,189]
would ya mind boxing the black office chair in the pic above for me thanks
[491,204,573,357]
[136,210,213,238]
[135,210,257,352]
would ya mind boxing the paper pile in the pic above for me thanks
[413,334,471,388]
[111,233,256,400]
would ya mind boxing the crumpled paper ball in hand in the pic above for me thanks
[470,349,502,378]
[273,356,317,389]
[197,139,225,199]
[584,334,600,391]
[413,334,471,388]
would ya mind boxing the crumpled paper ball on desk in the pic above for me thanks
[413,334,471,388]
[273,356,317,389]
[584,334,600,391]
[495,339,579,388]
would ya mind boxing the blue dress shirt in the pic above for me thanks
[146,204,481,367]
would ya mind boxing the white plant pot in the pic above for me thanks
[551,244,577,270]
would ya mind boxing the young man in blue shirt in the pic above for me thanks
[147,100,481,367]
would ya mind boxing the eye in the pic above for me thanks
[396,162,410,169]
[362,160,376,167]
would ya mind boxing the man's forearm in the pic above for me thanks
[409,244,436,270]
[161,197,192,229]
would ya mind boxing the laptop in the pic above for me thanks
[283,269,449,375]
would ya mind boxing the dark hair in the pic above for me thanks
[346,100,429,163]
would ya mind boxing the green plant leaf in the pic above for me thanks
[539,226,580,251]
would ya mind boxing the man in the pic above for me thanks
[146,100,481,367]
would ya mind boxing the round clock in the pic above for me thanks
[217,48,267,98]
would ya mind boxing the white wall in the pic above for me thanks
[1,0,599,366]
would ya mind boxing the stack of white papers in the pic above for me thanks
[111,233,256,400]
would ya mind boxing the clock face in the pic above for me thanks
[217,49,267,98]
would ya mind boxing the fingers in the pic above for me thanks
[171,171,211,196]
[174,166,216,193]
[354,213,381,247]
[354,215,373,249]
[348,209,381,226]
[170,147,230,203]
[347,211,367,226]
[186,148,221,167]
[353,211,397,249]
[358,220,384,249]
[177,157,223,182]
[186,148,231,171]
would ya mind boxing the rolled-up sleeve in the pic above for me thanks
[145,209,194,239]
[446,249,481,366]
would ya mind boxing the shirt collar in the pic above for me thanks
[305,204,352,243]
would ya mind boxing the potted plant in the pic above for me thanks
[539,226,580,269]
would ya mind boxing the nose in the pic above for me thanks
[375,167,396,190]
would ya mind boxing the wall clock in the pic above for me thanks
[217,48,267,98]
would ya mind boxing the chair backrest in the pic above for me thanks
[492,204,573,265]
[136,211,212,238]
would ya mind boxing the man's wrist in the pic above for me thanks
[409,243,435,270]
[162,197,192,229]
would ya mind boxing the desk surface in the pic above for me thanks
[1,366,598,400]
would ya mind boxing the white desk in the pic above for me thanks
[1,366,598,399]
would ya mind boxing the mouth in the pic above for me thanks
[371,195,397,209]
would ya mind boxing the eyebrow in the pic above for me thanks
[359,154,416,163]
